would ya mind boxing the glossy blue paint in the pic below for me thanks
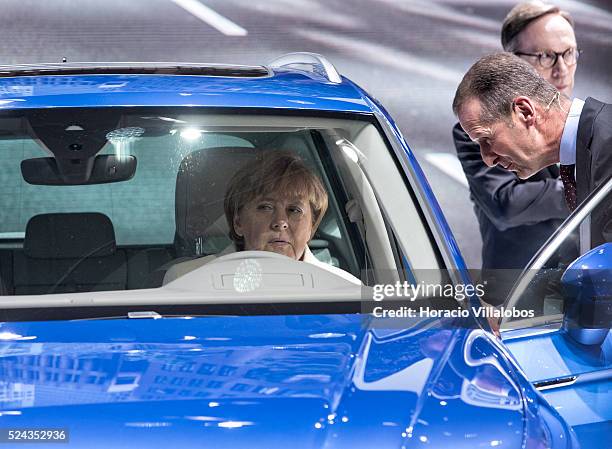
[504,329,612,382]
[562,242,612,298]
[540,380,612,446]
[0,314,569,448]
[561,243,612,345]
[504,329,612,448]
[0,72,371,112]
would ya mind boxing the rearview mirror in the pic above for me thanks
[561,243,612,345]
[21,155,137,185]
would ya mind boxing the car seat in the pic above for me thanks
[173,146,257,257]
[13,212,127,294]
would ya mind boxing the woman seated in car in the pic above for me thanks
[164,150,360,284]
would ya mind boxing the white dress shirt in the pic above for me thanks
[559,98,585,166]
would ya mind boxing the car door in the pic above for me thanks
[499,177,612,448]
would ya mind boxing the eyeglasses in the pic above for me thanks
[514,47,581,68]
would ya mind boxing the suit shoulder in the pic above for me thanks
[585,97,611,109]
[583,97,611,122]
[452,122,468,140]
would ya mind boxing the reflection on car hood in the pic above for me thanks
[0,314,527,448]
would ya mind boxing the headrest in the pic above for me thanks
[174,147,257,256]
[24,213,116,259]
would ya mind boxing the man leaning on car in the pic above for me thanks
[452,1,578,303]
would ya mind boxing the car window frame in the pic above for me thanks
[500,176,612,331]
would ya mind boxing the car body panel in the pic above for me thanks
[0,71,371,112]
[542,382,612,447]
[504,330,612,382]
[0,314,536,448]
[504,329,612,447]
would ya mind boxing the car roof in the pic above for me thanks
[0,58,374,113]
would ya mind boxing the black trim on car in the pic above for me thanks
[0,302,363,322]
[0,63,271,78]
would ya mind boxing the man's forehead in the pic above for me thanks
[458,99,490,138]
[516,14,576,51]
[466,124,493,142]
[459,97,482,118]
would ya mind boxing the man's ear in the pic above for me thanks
[512,96,537,126]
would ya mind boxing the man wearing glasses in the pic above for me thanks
[452,1,579,303]
[453,50,611,250]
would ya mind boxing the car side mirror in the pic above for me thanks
[561,243,612,345]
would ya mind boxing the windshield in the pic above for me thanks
[0,107,441,310]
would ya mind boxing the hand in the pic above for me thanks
[481,300,501,338]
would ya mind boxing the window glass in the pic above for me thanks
[1,108,431,296]
[502,180,612,329]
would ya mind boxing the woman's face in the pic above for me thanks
[233,192,314,260]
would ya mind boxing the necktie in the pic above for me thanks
[560,164,577,212]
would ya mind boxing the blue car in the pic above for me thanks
[0,54,609,448]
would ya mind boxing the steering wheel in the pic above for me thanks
[210,250,296,263]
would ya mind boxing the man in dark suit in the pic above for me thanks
[575,98,612,247]
[453,130,566,271]
[453,1,575,277]
[452,53,611,254]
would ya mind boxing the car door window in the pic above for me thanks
[501,177,612,331]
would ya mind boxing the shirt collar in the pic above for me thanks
[559,98,585,165]
[301,245,316,262]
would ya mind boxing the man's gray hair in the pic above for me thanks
[452,52,558,124]
[501,1,574,52]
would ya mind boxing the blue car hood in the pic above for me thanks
[0,314,527,448]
